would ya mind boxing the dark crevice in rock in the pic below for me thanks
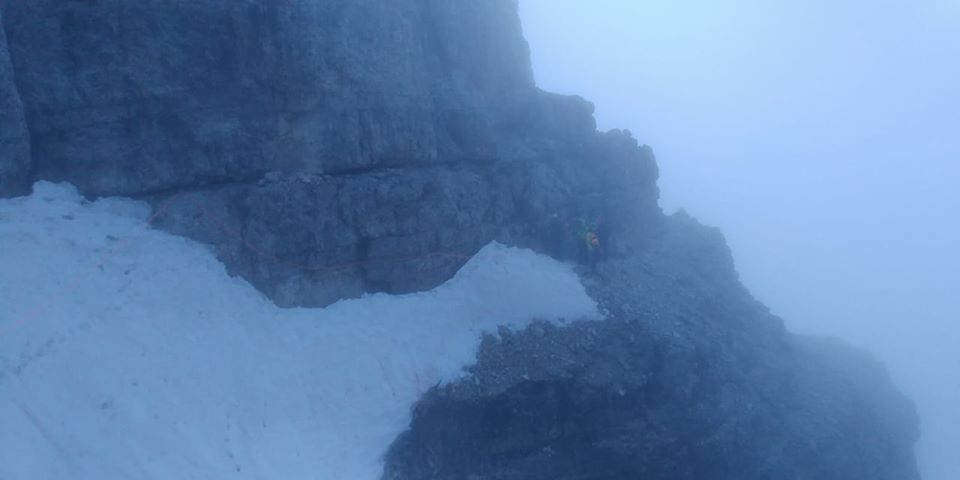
[127,172,269,201]
[321,160,479,181]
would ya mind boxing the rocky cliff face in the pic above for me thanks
[1,0,658,305]
[384,214,920,480]
[0,8,29,197]
[1,0,534,195]
[145,128,656,306]
[0,1,920,478]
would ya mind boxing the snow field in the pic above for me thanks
[0,182,599,480]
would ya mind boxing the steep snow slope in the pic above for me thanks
[0,183,598,480]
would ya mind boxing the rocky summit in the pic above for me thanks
[0,1,920,478]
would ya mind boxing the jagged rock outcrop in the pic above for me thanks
[0,0,921,478]
[0,9,29,197]
[384,214,921,480]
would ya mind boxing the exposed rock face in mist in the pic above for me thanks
[148,128,656,306]
[385,215,920,480]
[1,0,533,195]
[0,0,921,478]
[0,8,29,197]
[0,0,658,305]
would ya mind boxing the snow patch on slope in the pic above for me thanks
[0,182,598,480]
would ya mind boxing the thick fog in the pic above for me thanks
[520,1,959,478]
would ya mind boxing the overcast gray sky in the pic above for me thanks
[519,1,960,478]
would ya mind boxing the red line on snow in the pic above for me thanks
[0,194,183,339]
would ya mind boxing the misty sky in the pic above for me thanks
[519,1,959,478]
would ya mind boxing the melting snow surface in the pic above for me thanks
[0,182,598,480]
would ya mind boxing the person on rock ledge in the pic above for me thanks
[577,217,606,270]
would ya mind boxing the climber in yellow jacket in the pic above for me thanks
[578,218,601,269]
